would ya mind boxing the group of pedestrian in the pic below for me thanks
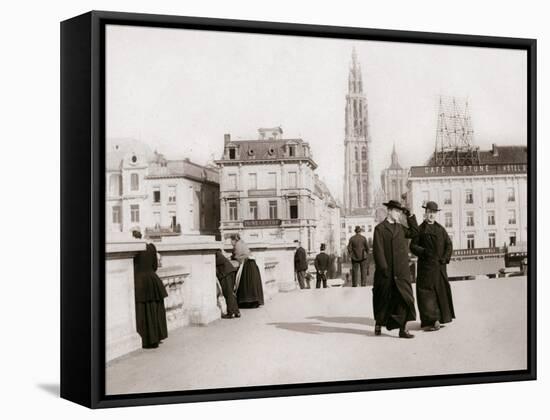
[131,231,265,349]
[130,197,455,348]
[294,240,331,289]
[371,199,455,339]
[215,233,264,319]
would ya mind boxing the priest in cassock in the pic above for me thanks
[372,200,419,339]
[410,201,455,331]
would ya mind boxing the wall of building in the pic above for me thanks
[409,174,528,249]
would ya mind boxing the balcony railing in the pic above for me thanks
[145,224,182,238]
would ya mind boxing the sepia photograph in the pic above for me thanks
[103,22,529,396]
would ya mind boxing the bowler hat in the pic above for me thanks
[320,243,326,251]
[422,201,441,212]
[382,200,405,211]
[354,225,362,233]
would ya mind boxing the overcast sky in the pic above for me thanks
[106,24,527,202]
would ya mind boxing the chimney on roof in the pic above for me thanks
[492,143,499,157]
[224,133,231,145]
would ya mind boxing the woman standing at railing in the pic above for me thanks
[132,230,168,349]
[230,233,264,309]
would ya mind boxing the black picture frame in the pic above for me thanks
[60,10,537,409]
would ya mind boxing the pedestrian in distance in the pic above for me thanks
[294,239,310,289]
[314,243,330,288]
[372,200,419,339]
[348,225,369,287]
[215,249,241,319]
[132,230,168,349]
[410,201,455,331]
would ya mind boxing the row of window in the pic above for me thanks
[152,186,177,204]
[464,231,517,249]
[443,209,517,228]
[226,171,300,191]
[347,225,372,233]
[109,173,140,196]
[111,204,141,224]
[228,145,298,160]
[423,187,517,206]
[227,199,299,221]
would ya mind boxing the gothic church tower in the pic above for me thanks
[343,48,373,214]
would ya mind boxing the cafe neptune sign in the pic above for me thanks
[409,163,527,178]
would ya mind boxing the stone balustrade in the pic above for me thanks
[106,238,297,362]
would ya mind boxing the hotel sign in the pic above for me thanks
[410,163,527,178]
[243,219,282,227]
[452,247,505,257]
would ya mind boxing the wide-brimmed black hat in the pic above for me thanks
[383,200,405,211]
[422,201,441,212]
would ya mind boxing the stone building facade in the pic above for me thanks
[216,127,325,254]
[106,139,220,240]
[381,144,408,203]
[408,144,527,251]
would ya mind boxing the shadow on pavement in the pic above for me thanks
[37,383,59,397]
[307,316,376,327]
[268,321,380,337]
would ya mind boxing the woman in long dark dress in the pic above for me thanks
[133,231,168,348]
[230,234,264,308]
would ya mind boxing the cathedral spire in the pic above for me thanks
[343,48,373,214]
[390,143,402,169]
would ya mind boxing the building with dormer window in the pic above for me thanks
[216,127,322,252]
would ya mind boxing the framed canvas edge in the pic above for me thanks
[60,10,537,409]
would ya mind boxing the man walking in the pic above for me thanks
[410,201,455,331]
[372,200,419,339]
[294,240,309,289]
[348,226,369,287]
[314,243,330,288]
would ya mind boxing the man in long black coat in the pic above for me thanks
[294,240,309,289]
[314,243,330,288]
[215,249,241,318]
[410,201,455,330]
[348,226,369,287]
[372,200,419,338]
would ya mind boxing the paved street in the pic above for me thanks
[106,277,527,395]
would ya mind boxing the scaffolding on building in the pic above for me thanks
[433,96,480,166]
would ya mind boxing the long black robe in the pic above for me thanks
[372,216,418,330]
[410,221,455,328]
[232,240,264,308]
[134,243,168,348]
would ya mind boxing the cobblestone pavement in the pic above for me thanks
[106,277,527,395]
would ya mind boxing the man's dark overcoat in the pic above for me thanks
[410,221,455,327]
[348,233,369,262]
[372,216,418,330]
[294,246,308,272]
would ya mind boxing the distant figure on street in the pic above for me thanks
[215,249,241,319]
[294,240,310,289]
[410,201,455,331]
[372,200,419,339]
[348,226,369,287]
[314,243,330,288]
[132,230,168,349]
[230,234,264,308]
